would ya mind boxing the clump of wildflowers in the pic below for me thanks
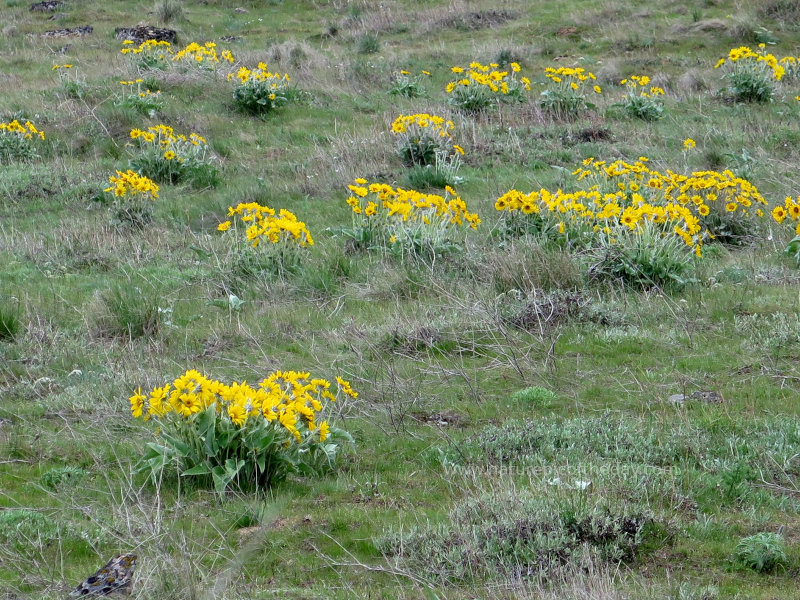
[218,202,314,277]
[228,62,292,115]
[0,119,45,163]
[388,69,431,98]
[117,79,162,116]
[446,61,530,113]
[172,42,234,72]
[715,44,785,103]
[129,124,218,187]
[120,39,173,71]
[539,66,601,119]
[130,369,356,492]
[103,169,159,226]
[344,179,480,260]
[390,113,465,187]
[617,75,665,121]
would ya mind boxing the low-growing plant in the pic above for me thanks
[390,113,463,167]
[52,63,87,99]
[735,532,787,573]
[121,39,174,72]
[377,489,659,583]
[511,386,557,406]
[357,33,380,54]
[129,124,219,187]
[388,69,430,98]
[228,62,292,115]
[446,61,530,113]
[539,66,602,119]
[116,78,162,117]
[103,169,159,227]
[714,44,785,103]
[342,179,480,260]
[155,0,184,24]
[217,201,314,278]
[617,74,665,121]
[94,284,166,339]
[40,466,89,490]
[0,119,45,163]
[130,369,356,492]
[0,299,22,341]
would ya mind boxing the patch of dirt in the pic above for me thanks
[412,410,468,428]
[562,125,614,144]
[555,26,579,37]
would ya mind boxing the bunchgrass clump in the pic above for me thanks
[130,369,356,492]
[93,284,165,340]
[735,532,787,573]
[129,124,219,187]
[0,300,22,342]
[511,385,557,406]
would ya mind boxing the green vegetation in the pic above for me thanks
[2,1,800,598]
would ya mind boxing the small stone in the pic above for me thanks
[668,393,687,404]
[234,7,248,13]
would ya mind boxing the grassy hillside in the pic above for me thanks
[2,0,800,598]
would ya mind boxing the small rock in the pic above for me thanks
[234,7,248,13]
[115,25,177,44]
[690,18,728,32]
[30,0,62,11]
[668,393,687,404]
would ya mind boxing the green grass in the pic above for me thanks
[2,0,800,598]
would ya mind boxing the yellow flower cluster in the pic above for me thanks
[0,119,45,141]
[497,156,772,255]
[714,44,785,81]
[51,64,73,70]
[173,42,234,64]
[120,78,160,99]
[120,39,173,58]
[620,75,664,97]
[228,62,290,85]
[446,60,530,95]
[218,202,314,248]
[129,369,357,442]
[346,180,480,230]
[545,66,602,94]
[130,124,209,162]
[104,169,159,199]
[779,55,800,79]
[772,195,800,234]
[391,113,454,139]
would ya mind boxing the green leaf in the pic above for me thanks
[181,463,212,477]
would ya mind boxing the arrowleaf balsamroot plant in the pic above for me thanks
[130,369,356,493]
[344,179,480,259]
[539,66,602,119]
[714,44,785,102]
[129,124,219,187]
[103,169,159,226]
[217,202,314,276]
[229,62,292,115]
[617,75,665,121]
[0,119,45,162]
[446,60,530,112]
